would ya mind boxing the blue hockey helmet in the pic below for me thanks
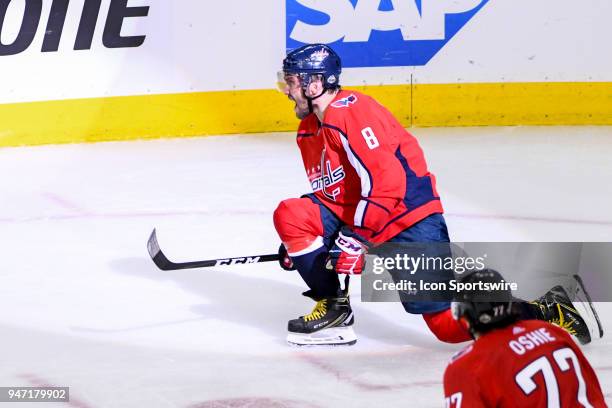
[281,44,342,90]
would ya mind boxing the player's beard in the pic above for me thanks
[289,94,310,119]
[295,100,310,119]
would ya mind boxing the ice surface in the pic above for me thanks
[0,126,611,407]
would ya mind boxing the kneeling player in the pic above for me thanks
[274,43,598,347]
[444,269,606,407]
[275,43,461,346]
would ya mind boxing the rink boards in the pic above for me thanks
[1,82,611,147]
[0,0,611,146]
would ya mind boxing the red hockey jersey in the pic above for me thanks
[296,90,443,243]
[444,319,607,407]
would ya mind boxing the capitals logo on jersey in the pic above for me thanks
[331,94,357,108]
[286,0,489,67]
[308,149,346,201]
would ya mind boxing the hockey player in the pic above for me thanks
[274,43,468,346]
[445,269,606,407]
[274,43,595,347]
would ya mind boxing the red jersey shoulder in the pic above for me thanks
[447,343,475,366]
[325,90,377,127]
[490,319,573,343]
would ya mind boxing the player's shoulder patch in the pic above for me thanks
[449,344,474,364]
[331,93,358,108]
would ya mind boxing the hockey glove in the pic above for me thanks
[326,227,370,275]
[278,244,296,271]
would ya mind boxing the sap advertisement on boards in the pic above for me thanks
[286,0,489,67]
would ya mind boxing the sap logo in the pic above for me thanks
[331,94,357,108]
[215,257,260,266]
[286,0,488,67]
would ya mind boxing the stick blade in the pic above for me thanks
[147,228,174,271]
[147,228,160,258]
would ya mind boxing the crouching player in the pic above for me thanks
[444,269,606,407]
[274,43,596,347]
[274,43,462,346]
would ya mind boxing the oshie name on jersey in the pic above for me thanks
[508,326,557,356]
[450,325,558,363]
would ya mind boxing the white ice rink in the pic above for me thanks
[1,126,611,407]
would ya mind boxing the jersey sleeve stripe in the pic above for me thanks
[363,198,391,214]
[323,123,373,198]
[287,236,325,257]
[354,200,368,227]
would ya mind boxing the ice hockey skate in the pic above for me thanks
[570,274,604,342]
[530,277,603,345]
[287,289,357,346]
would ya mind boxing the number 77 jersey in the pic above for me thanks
[443,319,607,408]
[296,90,443,243]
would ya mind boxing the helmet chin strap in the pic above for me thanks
[303,88,327,114]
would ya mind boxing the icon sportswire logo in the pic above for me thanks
[286,0,489,67]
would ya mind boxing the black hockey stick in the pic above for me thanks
[147,228,280,271]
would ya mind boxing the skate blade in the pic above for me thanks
[287,326,357,347]
[572,275,604,341]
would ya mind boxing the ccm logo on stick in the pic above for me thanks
[215,257,261,266]
[0,0,149,56]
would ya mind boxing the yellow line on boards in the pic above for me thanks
[0,82,610,147]
[412,82,612,127]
